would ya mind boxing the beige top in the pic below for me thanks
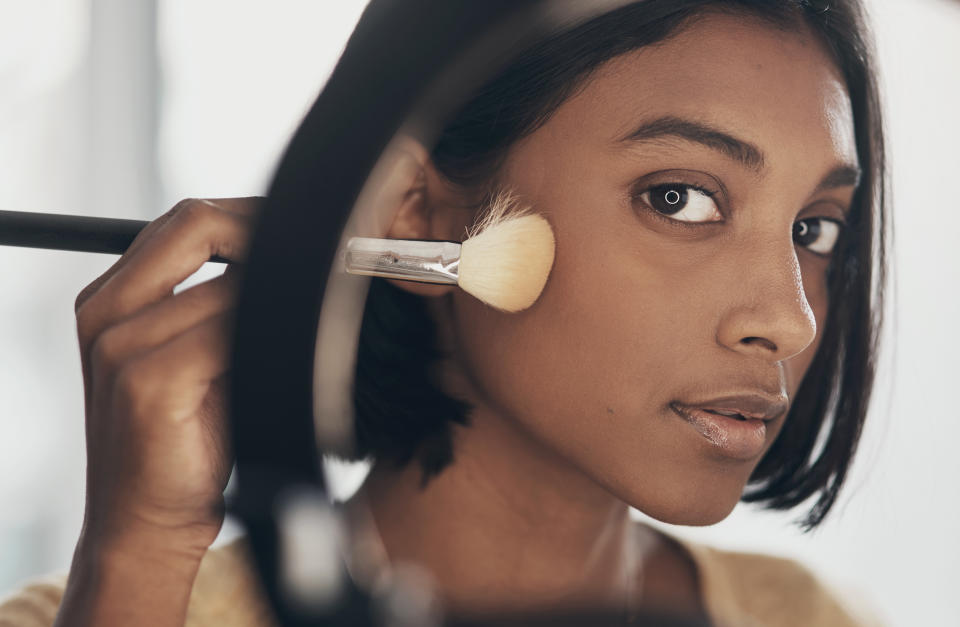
[0,533,879,627]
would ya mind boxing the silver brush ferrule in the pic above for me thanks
[344,237,461,284]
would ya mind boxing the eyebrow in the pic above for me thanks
[618,115,862,192]
[813,163,862,193]
[619,115,766,172]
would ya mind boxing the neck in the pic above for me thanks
[348,402,638,615]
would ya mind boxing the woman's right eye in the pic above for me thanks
[636,183,722,224]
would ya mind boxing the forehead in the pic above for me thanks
[551,11,858,171]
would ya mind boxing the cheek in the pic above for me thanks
[446,217,758,523]
[446,205,702,449]
[449,244,626,420]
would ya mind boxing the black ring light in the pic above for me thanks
[230,1,708,625]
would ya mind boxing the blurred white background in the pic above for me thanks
[0,1,957,624]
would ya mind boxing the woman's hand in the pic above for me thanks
[58,198,259,627]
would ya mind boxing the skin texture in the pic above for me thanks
[361,10,860,617]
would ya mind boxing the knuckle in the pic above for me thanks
[167,198,224,234]
[204,211,252,261]
[114,358,158,415]
[177,199,245,237]
[168,197,199,218]
[171,198,252,262]
[75,275,109,317]
[212,235,248,263]
[74,285,94,315]
[75,296,103,347]
[90,327,126,373]
[174,198,212,225]
[136,198,196,235]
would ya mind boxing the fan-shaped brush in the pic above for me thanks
[344,194,555,313]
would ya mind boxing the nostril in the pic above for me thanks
[741,336,778,352]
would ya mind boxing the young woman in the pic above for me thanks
[0,0,886,625]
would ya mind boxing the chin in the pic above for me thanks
[637,499,738,527]
[609,471,746,527]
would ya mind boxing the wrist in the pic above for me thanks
[57,529,207,627]
[79,500,223,562]
[75,526,208,577]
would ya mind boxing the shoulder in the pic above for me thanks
[672,535,881,627]
[0,574,67,627]
[0,538,277,627]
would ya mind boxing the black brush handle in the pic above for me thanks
[0,209,229,263]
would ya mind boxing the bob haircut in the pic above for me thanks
[348,0,887,530]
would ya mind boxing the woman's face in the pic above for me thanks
[437,12,860,524]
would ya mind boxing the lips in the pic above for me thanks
[669,393,788,460]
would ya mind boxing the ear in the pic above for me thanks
[377,137,473,298]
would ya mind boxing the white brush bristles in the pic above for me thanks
[458,192,555,312]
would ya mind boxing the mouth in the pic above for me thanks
[679,393,789,423]
[669,397,785,461]
[700,408,749,421]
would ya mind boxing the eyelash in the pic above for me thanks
[631,181,847,257]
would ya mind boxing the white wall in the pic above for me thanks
[1,1,957,624]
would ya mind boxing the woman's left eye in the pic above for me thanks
[637,183,721,223]
[793,218,843,255]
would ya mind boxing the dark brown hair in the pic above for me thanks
[349,0,888,529]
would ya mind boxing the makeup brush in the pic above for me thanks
[345,211,554,313]
[0,209,234,262]
[0,196,556,313]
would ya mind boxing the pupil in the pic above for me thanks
[650,185,688,215]
[793,219,820,245]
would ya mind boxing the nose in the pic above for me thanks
[715,237,818,362]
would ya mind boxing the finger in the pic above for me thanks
[75,196,259,322]
[89,271,240,376]
[75,203,185,408]
[114,311,235,425]
[77,200,252,350]
[74,199,192,315]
